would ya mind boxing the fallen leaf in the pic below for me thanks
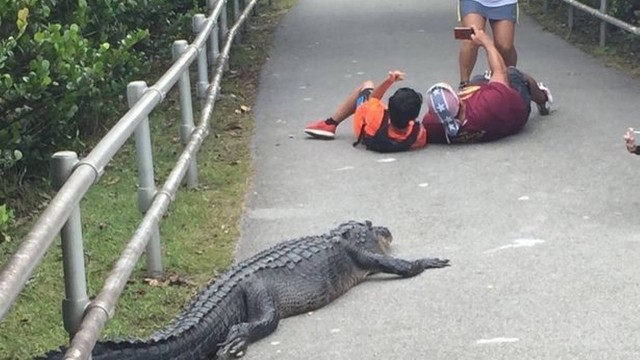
[135,288,147,296]
[13,217,29,228]
[104,176,120,186]
[144,278,162,287]
[167,275,193,287]
[224,121,243,131]
[39,192,52,200]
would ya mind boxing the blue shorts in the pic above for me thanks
[356,88,373,107]
[507,67,531,115]
[459,0,518,22]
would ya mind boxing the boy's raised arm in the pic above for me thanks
[371,70,406,99]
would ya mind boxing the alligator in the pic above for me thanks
[37,220,449,359]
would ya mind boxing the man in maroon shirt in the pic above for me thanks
[423,26,553,144]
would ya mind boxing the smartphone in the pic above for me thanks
[454,27,475,40]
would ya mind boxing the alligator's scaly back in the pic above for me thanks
[37,220,449,360]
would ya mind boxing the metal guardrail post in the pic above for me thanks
[172,41,199,189]
[233,0,242,44]
[220,1,230,71]
[51,2,259,358]
[239,0,246,25]
[50,151,90,338]
[220,0,229,40]
[193,14,211,109]
[207,0,221,67]
[599,0,607,47]
[243,0,253,30]
[543,0,548,14]
[127,81,164,279]
[568,5,574,32]
[561,0,640,36]
[0,0,208,323]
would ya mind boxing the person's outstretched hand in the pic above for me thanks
[624,127,637,154]
[470,26,492,47]
[387,70,406,83]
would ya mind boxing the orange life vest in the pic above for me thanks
[352,98,422,153]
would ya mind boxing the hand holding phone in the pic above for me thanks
[454,27,475,40]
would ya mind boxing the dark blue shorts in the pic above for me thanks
[356,88,373,107]
[507,67,531,115]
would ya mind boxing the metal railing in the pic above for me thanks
[542,0,640,46]
[0,0,268,358]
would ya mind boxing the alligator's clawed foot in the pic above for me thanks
[216,341,247,360]
[419,258,450,269]
[216,325,249,359]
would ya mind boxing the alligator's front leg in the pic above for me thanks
[348,247,450,278]
[217,280,280,359]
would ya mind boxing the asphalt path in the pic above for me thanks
[236,0,640,359]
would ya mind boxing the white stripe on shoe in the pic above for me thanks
[304,129,335,139]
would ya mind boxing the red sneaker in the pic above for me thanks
[304,119,336,139]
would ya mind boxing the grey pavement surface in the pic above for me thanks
[236,0,640,359]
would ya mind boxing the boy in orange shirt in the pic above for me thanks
[304,70,427,153]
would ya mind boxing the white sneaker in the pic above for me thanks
[537,82,553,115]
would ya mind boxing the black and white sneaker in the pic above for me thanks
[537,82,553,115]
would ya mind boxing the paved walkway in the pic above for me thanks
[237,1,640,359]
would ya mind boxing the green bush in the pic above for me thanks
[0,0,202,182]
[549,0,640,24]
[608,0,640,24]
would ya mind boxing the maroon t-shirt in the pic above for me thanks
[423,82,529,144]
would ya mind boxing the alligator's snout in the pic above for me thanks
[372,226,393,253]
[373,226,392,242]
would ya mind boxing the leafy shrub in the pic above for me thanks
[608,0,640,24]
[0,0,202,183]
[551,0,640,24]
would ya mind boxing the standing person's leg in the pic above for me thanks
[304,80,374,139]
[458,0,488,86]
[490,19,517,67]
[488,2,518,67]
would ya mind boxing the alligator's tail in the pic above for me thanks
[35,323,226,360]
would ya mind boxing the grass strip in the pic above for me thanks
[0,1,296,358]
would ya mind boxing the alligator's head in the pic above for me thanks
[331,220,393,254]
